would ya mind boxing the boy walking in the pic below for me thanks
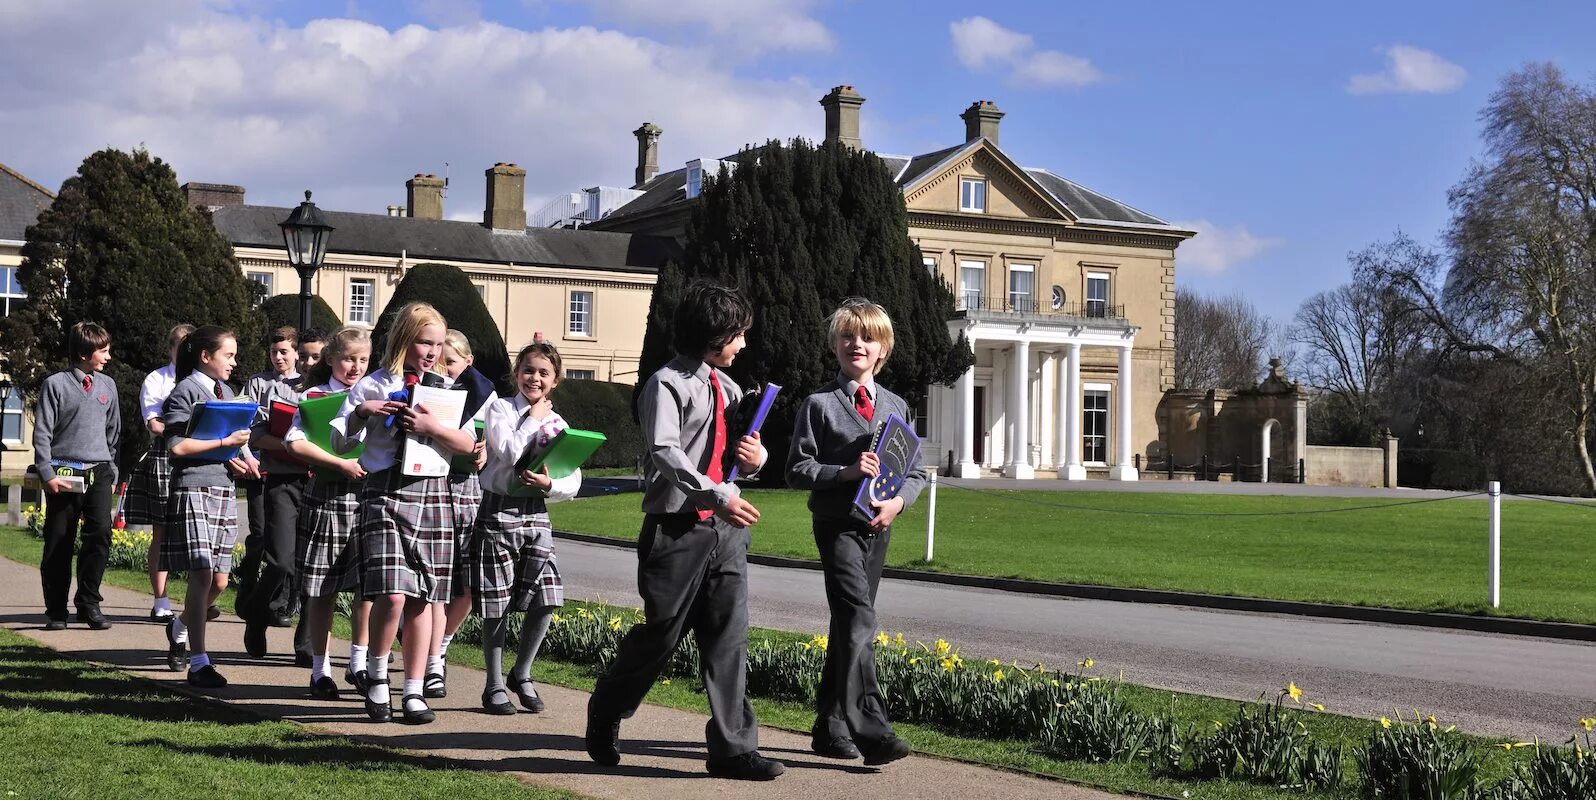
[240,326,308,659]
[34,321,120,630]
[786,298,924,767]
[586,281,784,781]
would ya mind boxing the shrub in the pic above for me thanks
[550,379,644,470]
[1492,725,1596,800]
[372,263,511,396]
[258,292,342,337]
[1357,713,1482,800]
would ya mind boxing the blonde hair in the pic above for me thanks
[827,297,895,372]
[167,323,195,351]
[442,329,473,361]
[382,302,446,376]
[306,326,371,388]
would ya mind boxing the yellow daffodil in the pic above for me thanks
[992,669,1005,682]
[1310,703,1325,712]
[940,658,956,672]
[989,658,1002,666]
[1427,714,1438,730]
[934,639,951,656]
[1077,657,1094,669]
[1582,718,1595,732]
[874,632,890,647]
[608,616,623,631]
[1049,679,1060,687]
[1380,717,1392,729]
[1287,682,1302,703]
[909,657,920,665]
[1213,720,1224,730]
[660,678,671,686]
[951,654,964,666]
[550,613,564,624]
[893,632,905,648]
[810,634,829,651]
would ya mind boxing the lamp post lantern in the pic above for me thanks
[278,190,335,333]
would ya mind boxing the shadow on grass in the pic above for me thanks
[0,642,249,724]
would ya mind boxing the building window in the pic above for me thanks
[959,178,987,213]
[922,255,937,275]
[348,278,375,326]
[1083,389,1109,464]
[958,260,985,310]
[1087,272,1111,318]
[473,283,487,302]
[246,271,273,297]
[567,369,596,381]
[686,165,704,199]
[1008,264,1035,313]
[568,290,594,337]
[0,266,25,317]
[1,394,21,443]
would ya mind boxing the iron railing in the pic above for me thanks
[956,293,1125,321]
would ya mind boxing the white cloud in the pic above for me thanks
[0,1,820,221]
[1171,220,1280,275]
[1347,44,1465,95]
[563,0,833,56]
[949,16,1101,88]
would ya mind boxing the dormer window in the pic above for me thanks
[959,177,987,213]
[686,164,703,199]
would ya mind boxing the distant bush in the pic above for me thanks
[551,379,644,470]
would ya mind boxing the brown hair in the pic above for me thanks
[268,326,298,347]
[68,321,112,361]
[515,340,563,382]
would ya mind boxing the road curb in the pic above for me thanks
[554,530,1596,643]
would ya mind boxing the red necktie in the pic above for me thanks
[81,374,93,393]
[214,381,225,399]
[698,371,727,521]
[855,386,874,423]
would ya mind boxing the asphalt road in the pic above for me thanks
[558,538,1596,743]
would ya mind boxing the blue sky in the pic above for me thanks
[4,0,1595,321]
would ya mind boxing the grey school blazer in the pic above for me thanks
[786,377,927,525]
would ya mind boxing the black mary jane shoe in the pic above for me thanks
[206,604,222,621]
[309,676,340,700]
[364,679,393,722]
[165,619,188,672]
[481,687,517,716]
[423,671,447,699]
[511,679,545,713]
[345,668,370,693]
[401,694,436,725]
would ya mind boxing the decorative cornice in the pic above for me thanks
[907,211,1182,251]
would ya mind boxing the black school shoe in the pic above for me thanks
[400,694,435,725]
[164,619,188,672]
[481,687,516,715]
[511,679,545,713]
[206,604,221,621]
[345,668,370,693]
[243,620,269,659]
[364,679,392,722]
[811,734,861,759]
[75,607,112,630]
[584,703,622,766]
[860,735,912,767]
[423,671,446,699]
[187,665,228,689]
[706,751,787,781]
[309,676,339,699]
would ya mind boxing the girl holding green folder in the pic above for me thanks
[470,340,581,714]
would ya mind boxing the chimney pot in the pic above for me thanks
[961,99,1005,145]
[820,85,866,150]
[633,122,664,188]
[180,182,246,210]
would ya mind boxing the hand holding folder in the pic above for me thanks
[186,399,260,462]
[508,427,606,497]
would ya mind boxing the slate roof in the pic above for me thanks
[0,162,55,242]
[210,205,678,273]
[598,139,1175,230]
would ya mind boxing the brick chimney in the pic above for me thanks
[633,123,662,189]
[181,182,245,209]
[961,100,1004,145]
[820,85,865,150]
[406,173,444,220]
[483,163,526,232]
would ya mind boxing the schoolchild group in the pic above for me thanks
[35,281,927,781]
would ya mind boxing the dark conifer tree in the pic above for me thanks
[370,262,512,393]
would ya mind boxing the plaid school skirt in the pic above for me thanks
[123,437,171,526]
[159,484,239,573]
[359,468,455,601]
[471,491,564,619]
[447,471,482,598]
[296,474,364,598]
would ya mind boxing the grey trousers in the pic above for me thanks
[590,513,758,758]
[812,522,894,746]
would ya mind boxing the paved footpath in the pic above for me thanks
[0,555,1124,800]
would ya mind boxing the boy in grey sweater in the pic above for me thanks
[34,322,120,630]
[786,298,926,767]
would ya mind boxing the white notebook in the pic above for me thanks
[400,385,467,477]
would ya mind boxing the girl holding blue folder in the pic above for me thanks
[159,325,260,689]
[471,340,581,714]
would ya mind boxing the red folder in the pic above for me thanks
[268,400,298,438]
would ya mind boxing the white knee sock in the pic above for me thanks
[438,633,454,658]
[427,654,445,676]
[171,615,188,644]
[349,644,368,672]
[311,654,330,681]
[403,679,427,712]
[367,653,390,704]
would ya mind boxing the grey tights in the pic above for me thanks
[483,607,555,701]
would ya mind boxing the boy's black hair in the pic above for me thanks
[67,321,112,362]
[672,280,752,357]
[298,327,325,346]
[175,325,235,381]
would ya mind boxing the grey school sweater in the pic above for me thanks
[786,377,927,526]
[32,368,120,481]
[164,373,255,488]
[245,370,304,475]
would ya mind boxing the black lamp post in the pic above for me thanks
[279,190,335,333]
[0,362,12,485]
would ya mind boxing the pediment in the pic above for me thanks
[901,141,1074,223]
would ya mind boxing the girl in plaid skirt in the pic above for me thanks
[472,340,580,715]
[333,303,476,724]
[126,323,193,621]
[160,326,260,689]
[425,329,492,700]
[285,326,373,700]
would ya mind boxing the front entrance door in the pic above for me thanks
[973,385,987,464]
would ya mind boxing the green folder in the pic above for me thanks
[508,428,606,497]
[449,419,486,474]
[296,392,364,480]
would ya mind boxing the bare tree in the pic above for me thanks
[1359,64,1596,492]
[1174,290,1274,390]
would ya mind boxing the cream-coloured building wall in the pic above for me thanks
[0,240,36,479]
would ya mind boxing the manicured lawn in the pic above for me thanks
[551,488,1596,624]
[0,627,578,800]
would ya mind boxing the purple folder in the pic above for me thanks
[725,382,781,482]
[852,412,921,518]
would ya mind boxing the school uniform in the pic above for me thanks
[239,370,307,626]
[33,367,120,623]
[334,368,457,601]
[159,373,251,575]
[471,395,580,619]
[589,355,767,760]
[291,378,364,598]
[787,374,927,752]
[446,374,491,600]
[123,364,175,526]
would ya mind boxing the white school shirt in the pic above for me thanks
[332,368,410,473]
[138,364,177,421]
[283,377,353,446]
[479,393,581,501]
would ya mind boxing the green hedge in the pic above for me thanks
[550,380,643,470]
[257,292,342,337]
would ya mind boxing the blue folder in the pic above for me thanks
[185,399,260,462]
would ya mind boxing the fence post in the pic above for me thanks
[5,483,19,527]
[924,467,938,564]
[1234,454,1241,482]
[1265,457,1272,484]
[1298,457,1305,484]
[1134,453,1141,472]
[1488,480,1501,608]
[1201,455,1209,481]
[1167,455,1174,481]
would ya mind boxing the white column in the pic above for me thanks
[1110,345,1139,481]
[953,351,980,479]
[1003,340,1034,479]
[1039,351,1056,470]
[1061,342,1086,480]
